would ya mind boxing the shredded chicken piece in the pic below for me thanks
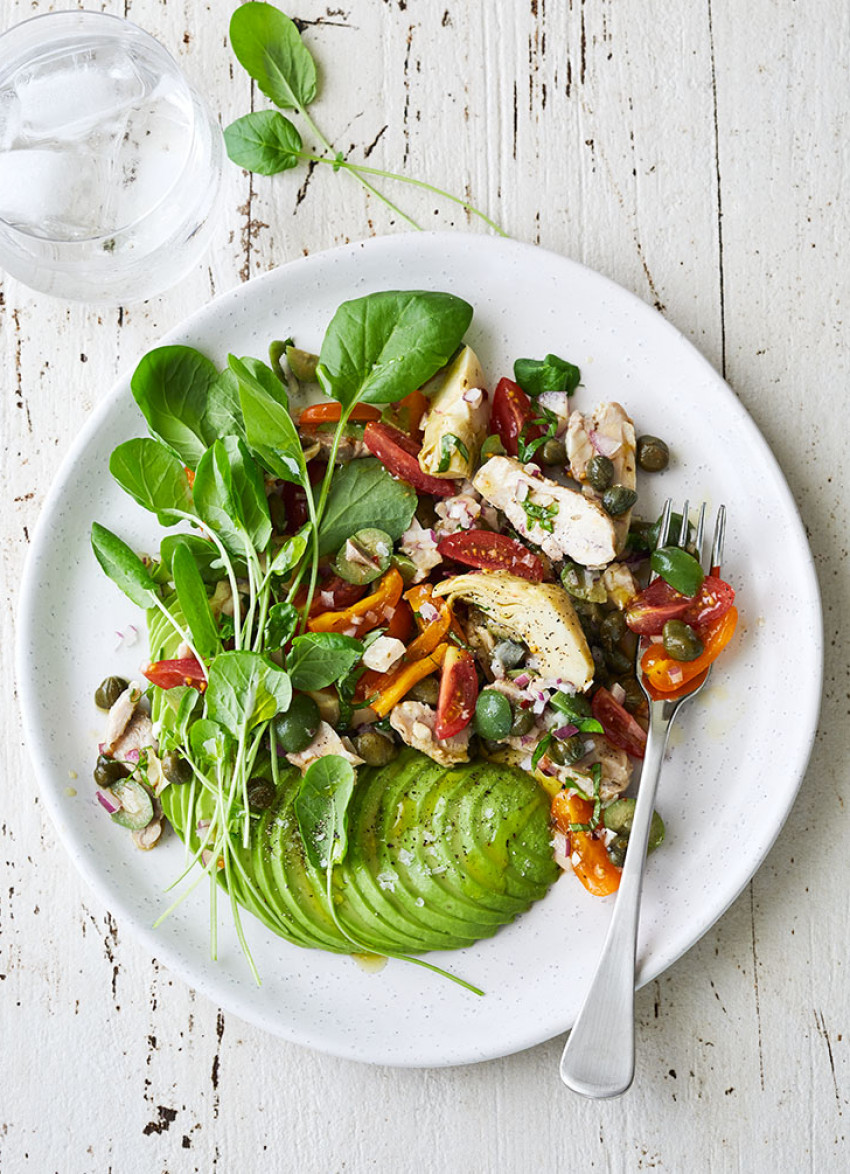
[566,402,637,553]
[389,701,471,766]
[285,720,364,773]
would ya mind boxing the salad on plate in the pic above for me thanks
[89,289,737,987]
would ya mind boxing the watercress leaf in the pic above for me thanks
[91,522,158,609]
[130,345,219,468]
[206,651,292,739]
[287,632,364,692]
[513,354,581,397]
[650,546,705,597]
[224,110,303,175]
[171,541,221,660]
[265,602,299,650]
[203,369,247,445]
[160,534,231,584]
[267,528,309,576]
[316,290,474,408]
[189,718,232,771]
[231,354,307,488]
[192,441,244,559]
[233,355,289,408]
[221,435,273,552]
[109,437,195,525]
[318,458,416,556]
[229,2,318,111]
[294,754,356,869]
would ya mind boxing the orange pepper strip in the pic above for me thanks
[298,402,382,425]
[354,596,450,703]
[386,599,414,643]
[308,567,404,634]
[369,643,449,718]
[641,606,738,694]
[551,791,621,897]
[399,389,429,434]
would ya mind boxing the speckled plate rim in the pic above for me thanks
[16,232,824,1067]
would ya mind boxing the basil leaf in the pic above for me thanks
[265,602,299,650]
[650,546,705,597]
[319,458,416,556]
[550,692,593,721]
[287,632,364,692]
[316,290,473,408]
[232,354,307,488]
[160,534,231,584]
[91,523,158,609]
[513,353,581,397]
[130,345,220,468]
[171,541,221,659]
[224,110,303,175]
[109,437,195,525]
[294,754,356,869]
[205,651,292,739]
[229,2,318,111]
[576,718,605,735]
[531,733,552,770]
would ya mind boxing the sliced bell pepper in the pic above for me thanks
[354,595,449,703]
[368,643,450,718]
[298,402,382,426]
[386,599,414,643]
[308,567,404,634]
[641,605,738,693]
[551,791,621,897]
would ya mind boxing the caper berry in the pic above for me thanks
[334,527,393,585]
[546,738,567,766]
[353,730,398,767]
[603,798,665,851]
[510,707,535,737]
[273,693,321,754]
[541,438,567,466]
[602,485,639,517]
[615,677,645,713]
[599,610,627,650]
[473,690,513,741]
[586,454,615,491]
[636,434,670,473]
[407,677,440,706]
[93,755,130,787]
[604,647,633,675]
[607,834,629,868]
[662,619,704,662]
[94,676,128,710]
[162,751,193,785]
[559,735,587,765]
[247,777,276,810]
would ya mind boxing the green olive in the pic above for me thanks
[391,553,418,585]
[607,834,629,868]
[599,610,627,650]
[93,755,131,787]
[615,677,645,713]
[162,751,193,785]
[273,694,321,754]
[353,730,398,767]
[247,777,276,810]
[541,438,567,466]
[662,619,704,662]
[334,528,394,585]
[94,676,128,710]
[407,677,440,705]
[602,485,638,517]
[510,707,535,737]
[285,344,319,383]
[636,435,670,472]
[586,454,615,491]
[603,798,665,852]
[473,690,513,741]
[494,639,526,670]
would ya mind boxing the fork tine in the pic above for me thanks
[710,504,726,574]
[649,499,674,584]
[694,502,707,564]
[678,501,690,548]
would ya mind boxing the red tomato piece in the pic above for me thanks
[143,656,206,691]
[490,377,543,459]
[436,530,544,582]
[363,422,459,497]
[294,573,366,617]
[275,462,324,533]
[626,574,735,636]
[434,646,478,738]
[682,575,735,630]
[591,686,647,759]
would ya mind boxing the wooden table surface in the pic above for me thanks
[2,1,848,1170]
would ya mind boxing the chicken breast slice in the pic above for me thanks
[472,455,617,567]
[389,701,471,765]
[566,402,637,553]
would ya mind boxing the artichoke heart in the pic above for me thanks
[419,345,488,479]
[433,571,594,690]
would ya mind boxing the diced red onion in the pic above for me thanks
[554,724,579,740]
[611,683,626,705]
[97,790,120,815]
[552,830,570,870]
[123,748,141,763]
[514,673,531,688]
[589,429,621,458]
[197,819,211,831]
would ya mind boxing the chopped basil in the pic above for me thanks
[437,432,469,473]
[513,354,581,397]
[650,546,705,597]
[521,499,559,534]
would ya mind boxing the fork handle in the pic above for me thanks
[559,711,674,1098]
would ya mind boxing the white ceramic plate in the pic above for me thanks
[17,233,822,1067]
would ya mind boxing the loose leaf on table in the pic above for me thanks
[203,369,247,445]
[160,534,231,584]
[294,754,356,869]
[513,353,581,397]
[130,346,220,468]
[224,110,303,175]
[229,2,318,111]
[264,602,299,650]
[318,458,416,556]
[109,437,195,525]
[171,541,221,659]
[287,632,364,692]
[91,523,158,609]
[315,290,474,408]
[205,651,292,739]
[231,354,307,488]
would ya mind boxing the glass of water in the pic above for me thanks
[0,10,222,304]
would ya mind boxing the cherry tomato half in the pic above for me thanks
[625,574,735,636]
[298,403,382,426]
[641,606,738,693]
[363,422,459,497]
[490,378,543,459]
[143,656,206,691]
[434,646,478,738]
[591,686,647,759]
[551,791,621,897]
[436,530,544,582]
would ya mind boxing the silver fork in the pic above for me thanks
[559,498,726,1098]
